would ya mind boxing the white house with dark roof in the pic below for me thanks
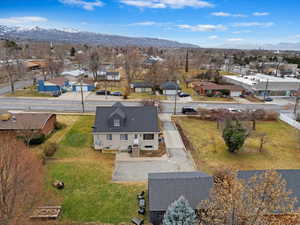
[92,102,160,151]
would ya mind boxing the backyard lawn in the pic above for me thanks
[6,85,53,97]
[41,115,146,224]
[174,117,300,174]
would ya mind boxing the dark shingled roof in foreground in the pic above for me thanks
[93,102,159,133]
[148,172,213,211]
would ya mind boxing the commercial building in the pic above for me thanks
[223,74,300,97]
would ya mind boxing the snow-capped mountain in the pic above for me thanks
[0,25,197,48]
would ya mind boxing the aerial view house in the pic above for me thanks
[93,102,160,151]
[160,81,181,95]
[193,81,244,97]
[99,71,120,81]
[148,170,300,225]
[130,82,154,93]
[38,77,70,93]
[148,172,213,225]
[0,112,56,136]
[72,79,95,92]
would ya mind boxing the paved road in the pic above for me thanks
[0,97,283,113]
[0,79,34,95]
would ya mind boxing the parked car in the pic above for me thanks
[111,91,122,96]
[178,92,190,98]
[228,108,242,113]
[265,97,273,102]
[96,90,111,95]
[52,91,61,97]
[182,107,197,115]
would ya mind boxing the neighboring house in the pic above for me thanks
[148,170,300,225]
[148,172,213,225]
[160,81,181,95]
[38,77,69,93]
[61,69,86,81]
[93,102,160,151]
[72,79,95,92]
[99,71,121,81]
[193,81,244,97]
[24,60,48,71]
[0,112,56,136]
[130,82,154,93]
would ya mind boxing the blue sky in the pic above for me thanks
[0,0,300,47]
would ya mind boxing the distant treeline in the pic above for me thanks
[284,57,300,68]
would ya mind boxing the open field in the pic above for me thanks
[6,85,53,97]
[174,117,300,174]
[38,115,146,224]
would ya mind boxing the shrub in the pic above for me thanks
[55,121,65,130]
[222,120,248,153]
[29,134,45,145]
[264,111,279,120]
[43,142,58,157]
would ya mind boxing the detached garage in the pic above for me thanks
[72,80,95,92]
[160,81,181,96]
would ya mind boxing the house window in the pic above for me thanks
[134,134,138,139]
[120,134,128,140]
[106,134,112,140]
[145,145,153,148]
[143,133,154,140]
[113,119,120,127]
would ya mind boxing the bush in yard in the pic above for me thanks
[29,133,45,145]
[43,142,58,157]
[264,110,279,121]
[222,119,248,153]
[163,196,197,225]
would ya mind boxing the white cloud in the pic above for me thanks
[232,22,274,27]
[0,16,48,24]
[208,35,219,40]
[295,35,300,39]
[178,24,227,32]
[59,0,103,10]
[120,0,214,9]
[130,21,157,26]
[232,30,252,34]
[211,12,246,17]
[253,12,270,16]
[227,38,244,42]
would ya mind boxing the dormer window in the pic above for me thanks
[113,119,120,127]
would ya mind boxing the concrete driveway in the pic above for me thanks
[112,113,196,182]
[57,92,91,100]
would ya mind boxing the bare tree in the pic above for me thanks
[199,170,298,225]
[0,133,42,225]
[88,50,101,81]
[124,48,142,94]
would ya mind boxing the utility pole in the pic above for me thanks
[174,82,178,115]
[80,78,85,113]
[263,78,269,101]
[185,49,189,73]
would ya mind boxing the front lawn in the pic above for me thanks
[6,85,53,97]
[174,117,300,174]
[42,115,146,224]
[180,84,235,102]
[128,92,167,100]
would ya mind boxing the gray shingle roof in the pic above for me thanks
[148,172,213,211]
[238,169,300,208]
[93,102,160,133]
[131,82,154,88]
[160,81,180,90]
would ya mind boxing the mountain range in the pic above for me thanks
[216,42,300,51]
[0,25,197,48]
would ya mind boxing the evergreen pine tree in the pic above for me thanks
[163,196,197,225]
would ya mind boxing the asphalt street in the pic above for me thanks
[0,97,283,113]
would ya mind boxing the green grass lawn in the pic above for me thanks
[128,92,167,100]
[6,86,53,97]
[174,117,300,174]
[42,115,146,224]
